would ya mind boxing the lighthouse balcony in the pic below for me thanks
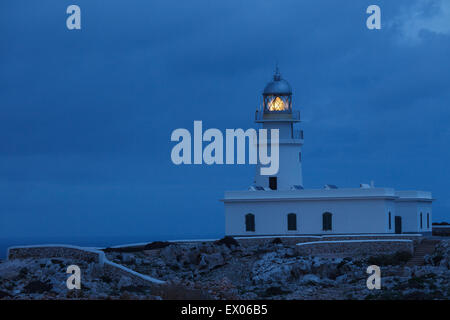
[255,110,300,123]
[293,129,304,140]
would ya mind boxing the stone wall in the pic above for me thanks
[432,226,450,236]
[321,235,422,245]
[233,234,422,248]
[8,245,105,265]
[7,245,165,288]
[235,236,321,247]
[296,240,414,257]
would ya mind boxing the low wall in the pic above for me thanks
[235,236,322,246]
[7,245,165,287]
[101,234,422,251]
[7,245,105,265]
[233,234,422,247]
[320,234,422,245]
[432,226,450,236]
[296,239,414,257]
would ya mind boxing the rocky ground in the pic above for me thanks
[0,257,161,299]
[0,238,449,300]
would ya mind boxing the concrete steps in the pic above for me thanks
[407,239,440,266]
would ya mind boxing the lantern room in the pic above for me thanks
[262,67,292,113]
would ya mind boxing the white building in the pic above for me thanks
[223,69,433,236]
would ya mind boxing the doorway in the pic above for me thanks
[269,177,277,190]
[395,216,402,234]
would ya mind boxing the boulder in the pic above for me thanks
[198,253,225,270]
[301,274,321,284]
[117,276,133,289]
[121,253,134,263]
[251,252,293,284]
[160,245,183,266]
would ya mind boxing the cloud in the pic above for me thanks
[1,0,449,238]
[393,0,450,44]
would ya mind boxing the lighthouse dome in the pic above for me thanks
[263,69,292,96]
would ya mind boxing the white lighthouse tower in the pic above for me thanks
[254,67,304,190]
[223,68,432,237]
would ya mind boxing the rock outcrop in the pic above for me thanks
[1,239,449,300]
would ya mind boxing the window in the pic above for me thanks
[388,211,392,230]
[427,213,430,229]
[299,152,302,162]
[245,213,255,232]
[322,212,332,231]
[269,177,277,190]
[287,213,297,231]
[420,212,423,229]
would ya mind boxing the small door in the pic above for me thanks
[395,216,402,234]
[269,177,277,190]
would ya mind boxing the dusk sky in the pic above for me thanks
[1,0,449,243]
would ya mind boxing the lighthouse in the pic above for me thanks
[222,69,433,237]
[254,67,304,190]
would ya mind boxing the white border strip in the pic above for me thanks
[296,239,413,246]
[321,233,422,238]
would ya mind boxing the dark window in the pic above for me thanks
[427,213,430,229]
[395,216,402,234]
[299,152,302,162]
[245,213,255,232]
[420,212,423,229]
[322,212,332,231]
[388,212,392,230]
[287,213,297,231]
[269,177,277,190]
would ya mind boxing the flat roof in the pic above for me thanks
[222,187,433,202]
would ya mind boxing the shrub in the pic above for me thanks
[158,283,210,300]
[214,236,239,248]
[260,286,291,297]
[0,290,11,299]
[367,251,412,266]
[433,222,449,226]
[23,280,53,294]
[103,241,172,253]
[432,253,444,265]
[272,238,283,244]
[144,241,171,250]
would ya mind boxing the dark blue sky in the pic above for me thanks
[1,0,449,240]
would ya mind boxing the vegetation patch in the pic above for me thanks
[214,236,239,248]
[367,251,412,266]
[23,280,53,294]
[260,286,292,297]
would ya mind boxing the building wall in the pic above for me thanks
[418,203,433,233]
[395,201,432,233]
[225,198,394,236]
